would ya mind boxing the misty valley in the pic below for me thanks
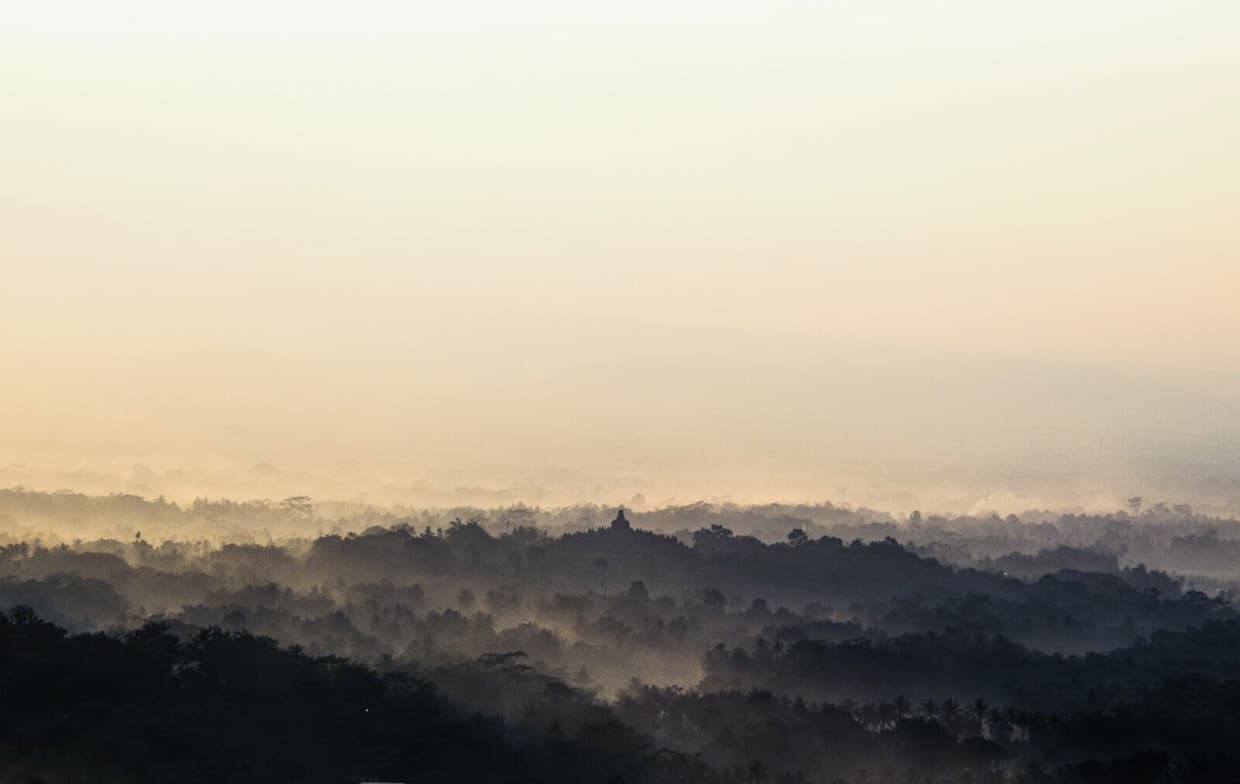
[9,1,1239,781]
[2,489,1239,782]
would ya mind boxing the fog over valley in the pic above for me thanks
[6,322,1240,517]
[5,2,1240,781]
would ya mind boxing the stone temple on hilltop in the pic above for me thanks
[610,508,631,531]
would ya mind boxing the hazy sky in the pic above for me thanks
[3,2,1239,510]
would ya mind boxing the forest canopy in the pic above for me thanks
[2,489,1240,782]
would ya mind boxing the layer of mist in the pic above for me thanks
[4,488,1240,781]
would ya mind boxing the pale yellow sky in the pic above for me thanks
[2,2,1239,510]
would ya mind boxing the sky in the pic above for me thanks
[2,2,1239,512]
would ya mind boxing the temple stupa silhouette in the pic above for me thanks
[610,507,631,531]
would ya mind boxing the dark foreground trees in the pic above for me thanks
[0,606,711,784]
[5,606,1240,783]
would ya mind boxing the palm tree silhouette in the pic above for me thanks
[893,695,911,719]
[967,698,989,735]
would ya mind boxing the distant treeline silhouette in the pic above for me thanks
[4,489,1240,781]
